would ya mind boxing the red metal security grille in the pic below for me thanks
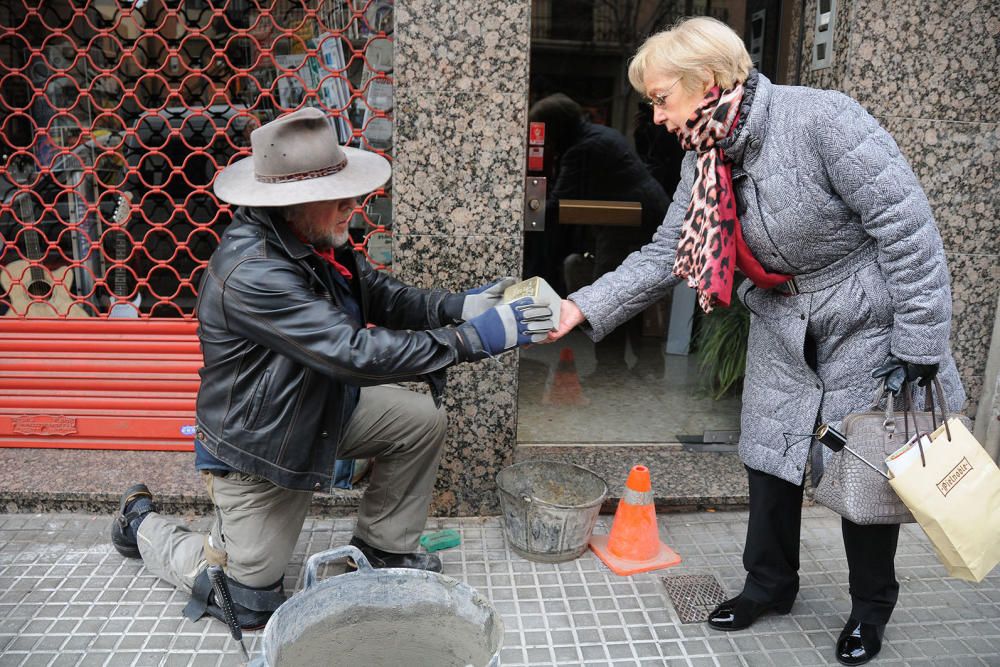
[0,0,394,451]
[1,0,395,319]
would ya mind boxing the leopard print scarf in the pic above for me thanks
[672,83,744,313]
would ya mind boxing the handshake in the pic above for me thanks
[456,277,560,357]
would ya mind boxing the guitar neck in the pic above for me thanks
[18,196,46,287]
[110,193,135,303]
[114,229,128,296]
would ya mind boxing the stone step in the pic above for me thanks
[0,448,362,517]
[0,445,749,517]
[514,444,748,512]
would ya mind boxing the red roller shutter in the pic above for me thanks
[0,319,200,451]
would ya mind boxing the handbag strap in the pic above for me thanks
[902,383,912,444]
[912,377,952,469]
[865,375,951,470]
[924,384,937,432]
[903,385,929,468]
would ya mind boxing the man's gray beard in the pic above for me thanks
[336,230,350,247]
[312,233,350,252]
[289,219,350,251]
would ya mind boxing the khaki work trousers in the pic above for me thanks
[136,384,447,592]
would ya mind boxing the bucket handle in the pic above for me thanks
[304,545,373,589]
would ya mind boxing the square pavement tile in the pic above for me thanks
[0,511,997,666]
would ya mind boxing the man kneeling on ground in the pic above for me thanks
[109,107,553,629]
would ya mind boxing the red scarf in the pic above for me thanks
[313,246,354,280]
[672,84,791,312]
[289,227,354,280]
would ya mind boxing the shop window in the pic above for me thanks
[0,0,394,319]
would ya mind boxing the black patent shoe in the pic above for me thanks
[110,483,156,559]
[347,536,442,572]
[836,618,884,665]
[707,594,795,631]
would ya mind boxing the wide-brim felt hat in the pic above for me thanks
[214,107,391,207]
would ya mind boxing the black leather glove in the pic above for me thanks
[871,355,939,395]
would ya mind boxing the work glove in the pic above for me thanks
[455,276,518,321]
[458,297,554,356]
[871,354,939,396]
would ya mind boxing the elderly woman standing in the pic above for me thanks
[546,17,965,666]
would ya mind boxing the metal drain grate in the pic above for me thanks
[660,574,729,624]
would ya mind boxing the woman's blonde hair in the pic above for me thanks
[628,17,753,94]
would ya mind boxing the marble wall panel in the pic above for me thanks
[391,233,522,292]
[881,117,999,257]
[782,0,803,84]
[846,0,999,124]
[393,91,526,237]
[964,375,984,419]
[430,364,519,516]
[946,253,1000,395]
[395,0,530,94]
[393,0,530,514]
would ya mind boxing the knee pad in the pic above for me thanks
[182,568,286,630]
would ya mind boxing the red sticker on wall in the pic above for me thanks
[529,122,545,146]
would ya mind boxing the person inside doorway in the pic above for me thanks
[546,17,965,666]
[109,107,554,629]
[524,93,670,377]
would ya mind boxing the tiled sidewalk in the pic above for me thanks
[0,507,997,666]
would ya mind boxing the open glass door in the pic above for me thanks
[519,0,791,448]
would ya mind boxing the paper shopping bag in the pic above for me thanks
[888,418,1000,582]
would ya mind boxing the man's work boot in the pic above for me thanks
[347,536,442,572]
[111,483,156,559]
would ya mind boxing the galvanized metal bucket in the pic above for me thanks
[496,460,608,563]
[249,546,503,667]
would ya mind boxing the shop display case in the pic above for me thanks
[1,0,395,318]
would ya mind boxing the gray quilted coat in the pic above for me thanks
[569,72,966,485]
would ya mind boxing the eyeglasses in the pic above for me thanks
[644,80,680,109]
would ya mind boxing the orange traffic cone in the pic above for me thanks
[589,465,681,575]
[542,347,589,406]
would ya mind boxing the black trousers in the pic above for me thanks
[741,465,901,625]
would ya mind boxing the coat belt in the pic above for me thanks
[774,240,878,296]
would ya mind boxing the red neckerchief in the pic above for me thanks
[313,246,354,281]
[289,227,354,280]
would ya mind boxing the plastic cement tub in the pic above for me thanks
[249,546,503,667]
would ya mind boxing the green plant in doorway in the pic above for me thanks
[694,293,751,400]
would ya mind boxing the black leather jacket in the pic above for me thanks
[194,207,480,491]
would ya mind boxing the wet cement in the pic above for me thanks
[496,460,607,506]
[274,608,495,667]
